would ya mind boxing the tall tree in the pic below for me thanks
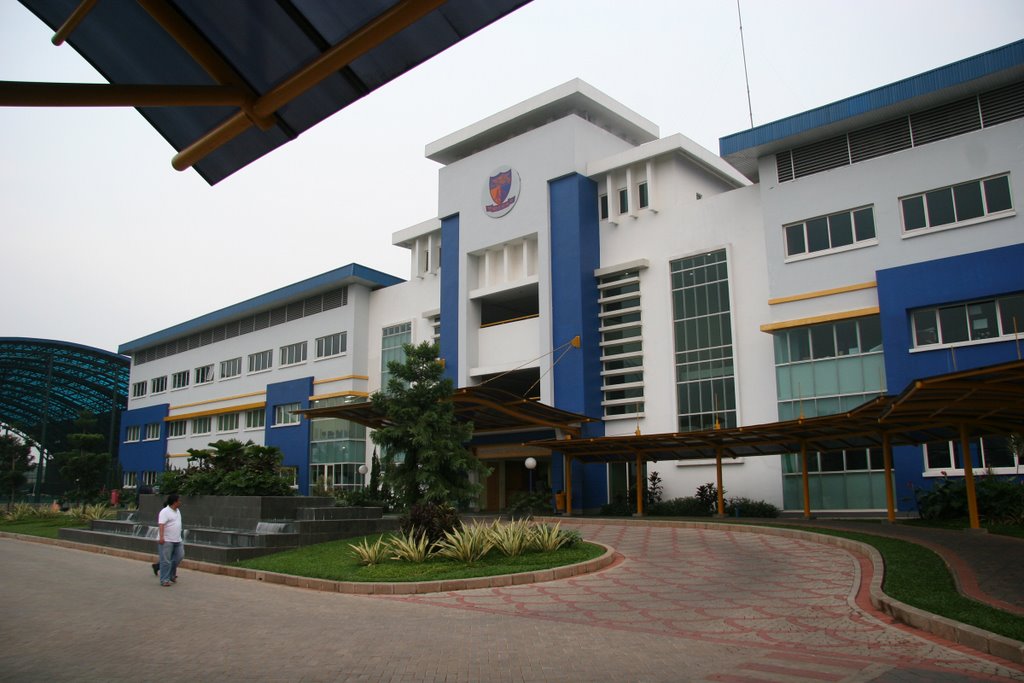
[371,342,489,509]
[0,433,34,508]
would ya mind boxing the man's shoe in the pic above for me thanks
[161,581,172,587]
[152,563,159,576]
[170,576,177,583]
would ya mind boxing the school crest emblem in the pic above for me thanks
[483,166,520,218]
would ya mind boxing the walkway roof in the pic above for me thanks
[12,0,532,184]
[300,385,594,437]
[527,359,1024,462]
[0,337,129,445]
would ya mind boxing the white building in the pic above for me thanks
[119,40,1024,514]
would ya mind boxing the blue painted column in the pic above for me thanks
[440,213,460,384]
[549,173,605,513]
[264,377,313,494]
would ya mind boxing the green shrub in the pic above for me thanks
[338,487,390,510]
[557,528,583,548]
[600,495,633,516]
[530,522,570,552]
[916,475,1024,523]
[648,496,712,517]
[160,440,295,497]
[489,519,533,557]
[349,535,390,566]
[400,502,460,544]
[433,523,493,564]
[507,486,552,519]
[725,496,779,518]
[67,503,114,523]
[388,529,432,563]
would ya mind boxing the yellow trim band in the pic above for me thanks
[170,390,266,410]
[760,307,880,332]
[767,281,876,306]
[309,390,370,402]
[166,401,266,422]
[313,374,368,385]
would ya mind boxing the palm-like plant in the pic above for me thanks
[488,518,533,557]
[388,529,432,563]
[432,522,493,564]
[349,535,390,566]
[530,522,570,552]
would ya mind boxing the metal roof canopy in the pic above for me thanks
[0,337,129,446]
[9,0,532,185]
[528,359,1024,525]
[300,385,594,437]
[528,360,1024,461]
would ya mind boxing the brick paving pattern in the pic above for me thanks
[3,520,1023,682]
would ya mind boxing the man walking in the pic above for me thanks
[157,493,184,587]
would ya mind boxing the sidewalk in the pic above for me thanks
[764,518,1024,616]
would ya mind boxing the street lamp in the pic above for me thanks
[524,457,536,493]
[358,464,368,488]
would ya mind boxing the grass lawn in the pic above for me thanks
[0,517,87,539]
[900,517,1024,540]
[236,532,605,583]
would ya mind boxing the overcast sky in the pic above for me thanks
[1,1,1022,355]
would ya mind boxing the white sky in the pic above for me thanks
[1,1,1022,354]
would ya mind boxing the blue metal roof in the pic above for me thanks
[0,338,129,444]
[17,0,532,185]
[720,39,1024,163]
[118,263,403,354]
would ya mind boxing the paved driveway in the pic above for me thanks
[2,521,1022,682]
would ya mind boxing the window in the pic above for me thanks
[220,357,242,379]
[784,206,876,258]
[248,349,272,373]
[131,381,147,398]
[600,269,644,418]
[671,250,736,431]
[901,174,1012,233]
[274,403,301,426]
[773,316,885,421]
[912,293,1024,348]
[125,425,141,442]
[245,408,266,430]
[315,332,346,359]
[924,436,1017,473]
[167,421,186,438]
[599,194,609,219]
[194,364,214,385]
[171,370,189,389]
[280,341,308,367]
[192,417,212,435]
[151,376,167,394]
[618,188,629,214]
[143,423,161,440]
[381,322,412,388]
[638,182,649,209]
[217,413,239,432]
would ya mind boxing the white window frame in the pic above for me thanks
[151,376,167,394]
[192,416,212,435]
[910,293,1024,351]
[783,205,877,262]
[167,421,187,439]
[125,425,141,443]
[248,349,273,374]
[194,364,214,385]
[143,423,160,441]
[244,408,266,431]
[131,381,147,398]
[315,332,347,360]
[171,370,189,390]
[280,341,308,367]
[900,173,1014,238]
[274,403,301,427]
[638,181,649,209]
[217,413,239,433]
[220,357,242,380]
[922,436,1019,476]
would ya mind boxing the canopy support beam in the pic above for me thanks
[0,82,249,108]
[800,441,812,520]
[715,447,726,517]
[882,431,896,523]
[51,0,97,46]
[960,423,981,530]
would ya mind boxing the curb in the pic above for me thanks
[0,530,616,595]
[546,517,1024,665]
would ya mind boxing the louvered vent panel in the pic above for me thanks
[210,326,225,343]
[253,312,270,331]
[268,307,286,327]
[792,135,850,178]
[849,117,912,163]
[980,80,1024,127]
[323,288,344,310]
[776,150,794,182]
[286,302,304,321]
[200,329,213,346]
[224,321,240,338]
[187,333,202,350]
[239,317,254,335]
[910,97,980,146]
[303,295,323,316]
